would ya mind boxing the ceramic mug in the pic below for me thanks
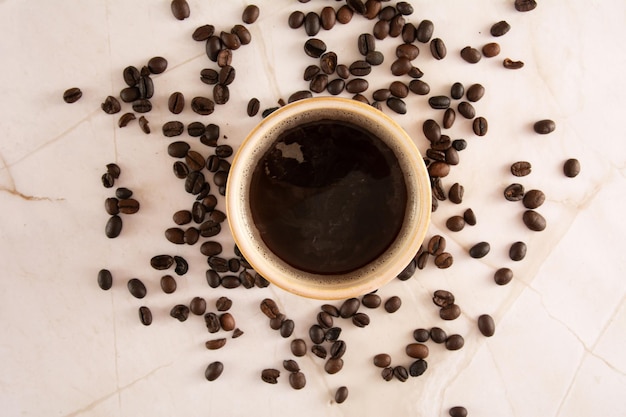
[226,97,431,300]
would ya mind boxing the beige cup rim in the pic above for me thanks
[226,97,431,300]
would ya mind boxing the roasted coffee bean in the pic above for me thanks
[434,252,454,269]
[373,353,391,368]
[101,96,121,114]
[216,49,232,68]
[428,95,451,109]
[534,119,556,134]
[563,158,581,177]
[330,340,347,359]
[450,82,464,99]
[336,4,353,23]
[409,359,428,377]
[504,183,525,201]
[348,60,371,77]
[334,64,349,80]
[428,161,450,178]
[241,4,259,24]
[469,241,490,258]
[395,44,419,62]
[334,386,349,404]
[413,328,429,343]
[416,19,434,43]
[290,339,307,357]
[260,298,280,319]
[309,324,325,344]
[442,108,456,129]
[147,56,167,74]
[204,312,220,333]
[384,296,402,313]
[160,275,177,294]
[63,87,82,103]
[433,289,454,307]
[232,24,251,45]
[385,97,406,114]
[189,296,207,315]
[205,361,223,381]
[440,304,461,321]
[238,270,254,289]
[130,99,151,113]
[191,97,214,115]
[482,42,501,57]
[393,366,409,382]
[325,327,342,342]
[138,306,152,326]
[430,327,447,343]
[327,78,345,95]
[463,208,477,226]
[214,170,228,190]
[503,58,524,69]
[192,24,215,41]
[352,312,370,328]
[446,183,463,204]
[151,254,174,270]
[261,368,280,384]
[478,314,496,337]
[126,278,146,299]
[361,293,381,309]
[304,12,321,36]
[288,90,313,103]
[117,198,139,214]
[137,74,154,99]
[381,367,394,381]
[430,38,447,60]
[523,189,545,209]
[397,258,416,280]
[122,66,140,87]
[206,155,221,172]
[164,92,183,115]
[466,83,485,102]
[494,267,513,285]
[401,22,417,42]
[523,210,547,231]
[363,0,381,19]
[357,33,375,55]
[373,19,390,40]
[428,235,446,256]
[315,6,335,30]
[364,50,384,66]
[346,0,366,14]
[509,241,527,261]
[339,298,360,318]
[280,319,295,338]
[205,338,226,350]
[473,116,488,136]
[162,121,186,138]
[208,256,228,273]
[221,275,241,289]
[406,343,429,359]
[325,358,344,374]
[457,101,475,119]
[310,73,329,93]
[185,171,205,194]
[212,84,229,105]
[174,255,188,275]
[199,242,222,258]
[445,334,464,350]
[171,0,190,20]
[317,311,334,329]
[304,38,326,58]
[371,101,383,111]
[409,79,430,95]
[217,65,235,86]
[515,0,537,12]
[104,198,119,215]
[282,359,300,373]
[289,371,306,390]
[246,97,260,117]
[446,216,465,232]
[105,215,122,238]
[311,344,327,359]
[219,31,240,51]
[346,78,368,94]
[422,119,441,142]
[460,46,481,63]
[491,20,511,37]
[172,161,188,178]
[320,304,339,318]
[219,312,235,331]
[452,139,467,151]
[390,57,411,76]
[288,10,305,28]
[227,258,240,273]
[118,112,136,128]
[214,145,232,160]
[97,269,113,290]
[191,202,206,224]
[184,227,199,245]
[200,68,219,85]
[205,270,221,288]
[511,161,532,177]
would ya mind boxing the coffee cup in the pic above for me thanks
[226,97,431,300]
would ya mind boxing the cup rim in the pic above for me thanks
[226,97,431,300]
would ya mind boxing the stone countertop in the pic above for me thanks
[1,1,625,416]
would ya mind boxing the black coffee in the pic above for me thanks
[249,119,407,275]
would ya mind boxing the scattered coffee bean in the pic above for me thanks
[192,24,215,41]
[373,353,391,368]
[515,0,537,12]
[523,210,547,231]
[132,99,152,113]
[205,338,227,350]
[373,19,390,40]
[101,96,121,114]
[291,339,307,357]
[534,119,556,134]
[171,0,190,20]
[365,50,384,66]
[430,38,447,60]
[511,161,532,177]
[97,269,113,290]
[460,46,481,63]
[504,183,525,201]
[289,371,306,390]
[478,314,496,337]
[413,328,430,343]
[393,366,409,382]
[174,255,188,275]
[138,306,152,326]
[170,304,189,322]
[466,83,485,102]
[330,340,347,359]
[191,97,215,115]
[416,19,434,43]
[317,311,334,329]
[147,56,167,74]
[440,304,461,321]
[325,358,344,374]
[304,12,321,36]
[104,197,119,215]
[443,108,456,129]
[288,11,305,29]
[63,87,82,103]
[381,366,394,381]
[304,38,327,58]
[384,296,402,313]
[494,267,513,285]
[327,78,345,95]
[151,254,174,270]
[346,78,368,94]
[247,98,260,117]
[472,116,488,136]
[242,4,259,24]
[280,319,295,338]
[406,343,429,359]
[160,275,177,294]
[503,58,524,69]
[428,95,451,109]
[491,20,511,37]
[105,215,122,238]
[409,359,428,377]
[311,344,327,359]
[321,304,340,317]
[434,252,454,269]
[205,361,223,381]
[469,241,490,258]
[445,334,464,350]
[138,116,150,134]
[339,298,360,318]
[446,216,465,232]
[283,359,300,373]
[261,368,280,384]
[523,189,545,209]
[320,6,336,30]
[457,101,475,119]
[190,297,207,315]
[430,327,448,343]
[362,293,382,309]
[463,208,477,226]
[386,97,407,114]
[352,312,370,328]
[335,386,349,404]
[448,183,463,204]
[482,42,501,57]
[433,290,455,307]
[563,158,581,177]
[219,312,235,331]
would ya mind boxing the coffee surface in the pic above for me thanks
[249,119,407,275]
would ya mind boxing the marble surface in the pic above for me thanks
[1,1,625,416]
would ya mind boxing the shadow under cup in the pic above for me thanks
[226,97,431,300]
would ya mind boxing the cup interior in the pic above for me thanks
[226,97,431,299]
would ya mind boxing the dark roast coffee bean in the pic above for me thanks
[288,11,305,29]
[317,311,334,329]
[325,358,344,374]
[171,0,190,20]
[205,270,220,288]
[464,208,477,226]
[162,121,184,137]
[365,50,384,66]
[204,312,220,333]
[242,4,259,24]
[291,339,307,357]
[261,368,280,384]
[362,293,381,309]
[409,359,428,377]
[523,189,545,209]
[310,73,329,93]
[289,372,306,390]
[327,78,345,95]
[381,367,394,381]
[132,99,152,113]
[440,304,461,321]
[434,252,454,269]
[433,289,455,307]
[205,361,223,381]
[450,82,464,99]
[218,65,235,85]
[457,101,476,119]
[260,298,280,319]
[185,171,205,194]
[336,64,350,79]
[160,275,176,293]
[151,254,174,270]
[352,312,370,328]
[138,306,152,326]
[119,86,140,103]
[321,304,340,317]
[200,241,222,257]
[105,215,122,238]
[122,66,140,86]
[101,96,121,114]
[396,44,419,61]
[288,90,313,103]
[430,38,447,60]
[534,119,556,134]
[357,33,375,55]
[390,58,411,76]
[205,338,226,350]
[346,0,366,14]
[311,344,327,359]
[515,0,537,12]
[428,235,446,256]
[318,6,336,30]
[247,98,260,117]
[232,24,251,45]
[269,314,285,330]
[466,83,485,102]
[428,161,450,178]
[213,171,228,188]
[184,227,199,245]
[503,58,524,69]
[422,119,441,142]
[186,122,205,137]
[304,38,326,58]
[325,327,342,342]
[304,12,321,36]
[430,327,447,343]
[460,46,481,63]
[491,20,511,37]
[118,199,139,214]
[118,112,136,128]
[339,298,360,318]
[373,19,390,40]
[63,87,82,103]
[523,210,546,231]
[221,275,241,289]
[473,117,488,136]
[443,108,456,129]
[386,97,406,114]
[511,161,532,177]
[200,68,219,85]
[362,0,381,19]
[208,256,228,273]
[373,353,391,368]
[401,22,417,43]
[478,314,496,337]
[216,49,232,67]
[452,139,467,151]
[227,258,240,273]
[189,296,207,315]
[192,24,215,41]
[409,79,430,95]
[346,78,368,94]
[336,5,353,23]
[104,198,119,215]
[219,31,240,51]
[445,215,464,231]
[191,97,214,115]
[509,241,527,261]
[280,319,295,338]
[445,334,464,350]
[172,162,188,178]
[428,95,451,109]
[563,158,581,177]
[384,296,402,313]
[137,74,154,99]
[413,328,429,343]
[330,340,347,359]
[97,269,113,290]
[406,343,429,359]
[174,255,188,275]
[393,366,409,382]
[397,258,416,280]
[348,60,371,77]
[213,84,229,105]
[147,56,167,74]
[335,386,349,404]
[165,92,183,114]
[309,324,325,344]
[504,183,525,201]
[219,312,236,331]
[494,267,513,285]
[448,183,463,204]
[416,19,434,43]
[469,241,490,258]
[482,42,501,57]
[127,278,146,299]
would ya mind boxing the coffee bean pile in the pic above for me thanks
[60,0,583,413]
